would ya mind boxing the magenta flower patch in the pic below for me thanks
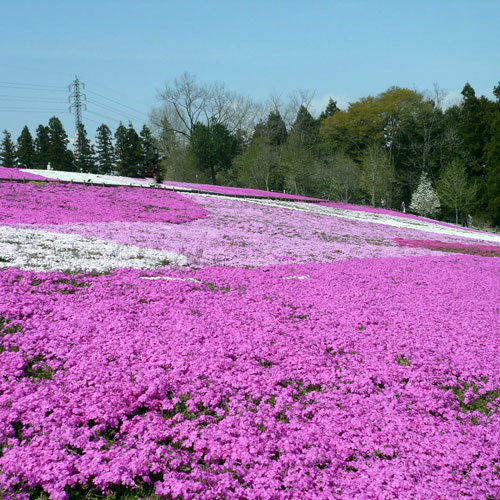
[0,256,499,499]
[394,238,500,257]
[0,167,51,181]
[0,183,209,225]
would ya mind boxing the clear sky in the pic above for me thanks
[1,0,499,141]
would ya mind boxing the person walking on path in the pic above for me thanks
[401,201,406,213]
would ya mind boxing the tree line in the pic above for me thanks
[0,118,162,181]
[1,73,499,226]
[151,74,500,227]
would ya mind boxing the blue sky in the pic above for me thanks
[1,0,499,141]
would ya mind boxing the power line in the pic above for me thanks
[86,109,124,124]
[0,80,66,89]
[0,107,69,113]
[86,97,146,124]
[86,88,149,118]
[0,83,67,92]
[0,95,66,103]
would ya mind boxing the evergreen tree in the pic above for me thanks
[190,122,240,184]
[0,130,17,167]
[125,123,143,177]
[116,123,142,177]
[319,97,339,120]
[16,126,35,168]
[290,105,319,149]
[48,117,73,171]
[140,125,160,179]
[409,172,440,217]
[95,124,115,174]
[75,123,96,173]
[114,123,128,176]
[34,125,51,169]
[266,111,288,146]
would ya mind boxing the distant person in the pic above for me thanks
[321,191,326,200]
[380,198,385,208]
[401,201,406,213]
[467,214,473,228]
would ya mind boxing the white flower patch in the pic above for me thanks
[20,169,195,192]
[0,226,187,272]
[282,275,310,280]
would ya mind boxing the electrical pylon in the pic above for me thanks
[68,75,86,133]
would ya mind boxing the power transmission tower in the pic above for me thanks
[68,75,86,133]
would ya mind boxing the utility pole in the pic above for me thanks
[68,75,86,133]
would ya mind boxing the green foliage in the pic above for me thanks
[0,129,16,167]
[115,123,143,178]
[190,122,240,184]
[279,136,317,195]
[319,97,339,120]
[234,138,280,191]
[290,105,319,149]
[16,126,35,168]
[437,160,477,225]
[265,111,288,146]
[140,125,161,179]
[95,123,115,174]
[48,117,74,171]
[484,106,500,224]
[359,144,395,207]
[74,123,96,173]
[34,124,51,169]
[317,150,360,202]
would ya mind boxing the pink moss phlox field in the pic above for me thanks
[0,183,209,225]
[0,168,52,181]
[162,180,320,201]
[31,195,490,268]
[1,256,499,499]
[395,238,500,256]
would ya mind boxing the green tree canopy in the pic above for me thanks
[290,105,319,149]
[75,123,96,173]
[140,125,161,179]
[190,122,240,184]
[0,130,17,167]
[95,124,115,175]
[319,98,339,120]
[48,117,73,171]
[16,126,35,168]
[437,160,476,225]
[34,125,51,169]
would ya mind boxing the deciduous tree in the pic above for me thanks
[359,144,395,207]
[410,172,440,217]
[437,160,476,225]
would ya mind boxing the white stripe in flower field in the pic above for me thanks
[0,226,187,272]
[19,169,193,192]
[215,196,500,244]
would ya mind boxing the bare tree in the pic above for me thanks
[156,72,262,142]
